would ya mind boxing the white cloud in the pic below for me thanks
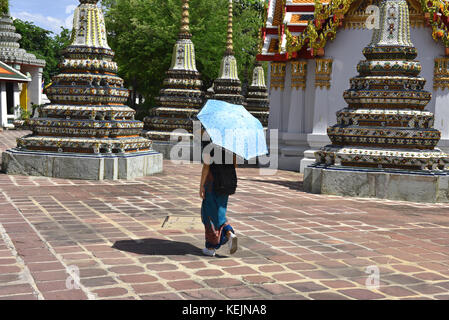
[64,5,76,30]
[12,9,75,34]
[65,5,77,14]
[13,11,64,33]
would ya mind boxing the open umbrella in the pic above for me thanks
[197,100,268,160]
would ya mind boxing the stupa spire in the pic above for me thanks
[143,0,204,144]
[225,0,234,55]
[179,0,191,38]
[210,0,245,105]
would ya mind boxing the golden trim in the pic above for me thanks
[434,57,449,90]
[291,61,308,90]
[270,62,286,90]
[315,58,332,89]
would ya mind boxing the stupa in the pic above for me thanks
[245,62,269,127]
[211,0,245,105]
[0,4,46,127]
[304,0,449,202]
[2,0,162,180]
[143,0,204,159]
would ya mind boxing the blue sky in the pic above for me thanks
[10,0,79,34]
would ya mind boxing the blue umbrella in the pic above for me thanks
[197,99,268,160]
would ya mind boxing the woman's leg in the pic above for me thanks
[201,189,230,251]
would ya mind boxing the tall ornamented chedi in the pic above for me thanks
[2,0,162,180]
[212,0,245,105]
[314,0,449,171]
[245,62,269,127]
[144,0,204,148]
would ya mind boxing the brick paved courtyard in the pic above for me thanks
[0,130,449,300]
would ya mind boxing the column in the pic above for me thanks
[0,82,7,128]
[300,58,333,173]
[278,60,309,171]
[287,60,307,133]
[267,62,286,131]
[267,61,286,169]
[433,57,449,153]
[14,83,22,119]
[28,67,43,110]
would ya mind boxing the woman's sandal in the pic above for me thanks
[228,232,238,255]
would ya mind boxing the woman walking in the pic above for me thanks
[199,143,238,257]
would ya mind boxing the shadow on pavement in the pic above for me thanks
[113,238,230,258]
[242,178,303,191]
[112,238,204,256]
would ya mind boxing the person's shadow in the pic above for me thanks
[112,238,228,258]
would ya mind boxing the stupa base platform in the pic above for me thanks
[2,149,163,181]
[304,164,449,203]
[144,131,196,161]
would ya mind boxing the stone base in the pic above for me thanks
[304,165,449,203]
[151,140,196,161]
[2,148,163,180]
[299,150,318,173]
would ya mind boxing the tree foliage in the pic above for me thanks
[13,19,71,84]
[0,0,8,15]
[101,0,265,107]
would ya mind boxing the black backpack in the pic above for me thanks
[210,163,237,196]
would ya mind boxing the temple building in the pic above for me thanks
[211,0,245,105]
[304,0,449,203]
[0,11,46,128]
[143,0,204,158]
[258,0,449,172]
[2,0,162,180]
[245,62,270,127]
[0,60,30,128]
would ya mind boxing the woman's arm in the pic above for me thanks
[200,163,210,199]
[233,154,237,168]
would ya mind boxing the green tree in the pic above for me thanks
[0,0,8,15]
[13,19,71,85]
[101,0,264,108]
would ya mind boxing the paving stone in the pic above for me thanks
[118,274,158,283]
[204,278,244,288]
[220,286,261,299]
[287,281,328,293]
[309,292,350,300]
[132,283,168,294]
[180,289,225,300]
[167,280,203,291]
[378,286,418,297]
[338,289,385,300]
[93,287,129,298]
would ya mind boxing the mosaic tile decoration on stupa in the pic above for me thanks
[245,63,269,127]
[144,0,204,142]
[314,0,449,171]
[16,0,152,155]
